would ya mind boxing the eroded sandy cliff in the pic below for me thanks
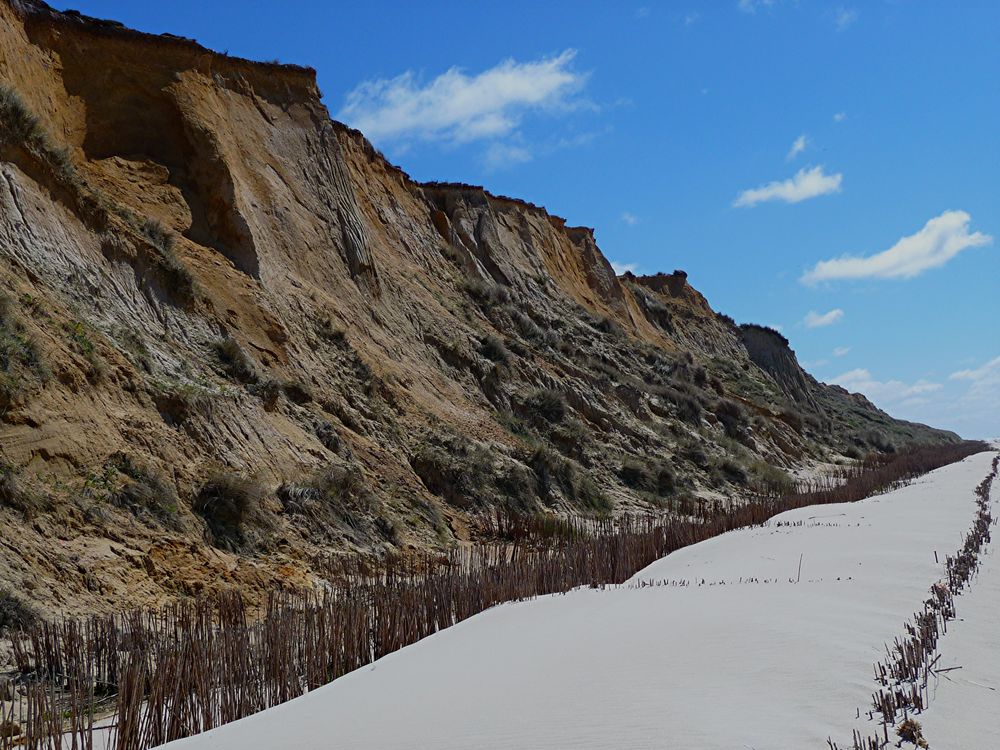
[0,0,957,617]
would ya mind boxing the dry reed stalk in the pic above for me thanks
[852,452,998,747]
[0,442,987,750]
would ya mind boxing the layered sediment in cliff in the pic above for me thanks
[0,0,958,617]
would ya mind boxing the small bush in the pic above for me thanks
[0,588,38,634]
[620,458,675,498]
[529,446,561,507]
[865,430,897,454]
[463,279,510,309]
[194,473,264,550]
[692,365,708,388]
[843,444,863,460]
[0,85,44,149]
[410,439,495,510]
[638,291,673,332]
[658,385,702,425]
[108,453,181,529]
[573,473,611,513]
[530,446,611,514]
[479,334,509,364]
[315,316,347,344]
[251,377,283,409]
[153,246,196,304]
[374,515,401,544]
[64,321,105,384]
[683,442,710,469]
[714,398,746,439]
[550,418,588,459]
[496,461,538,513]
[778,407,804,433]
[315,421,342,453]
[595,316,623,338]
[716,312,737,328]
[523,388,567,423]
[153,382,215,425]
[896,718,929,748]
[429,334,472,370]
[748,460,794,496]
[0,462,19,504]
[214,337,257,383]
[512,310,543,341]
[619,459,652,491]
[0,84,78,186]
[0,462,43,516]
[278,464,373,535]
[654,464,676,496]
[0,294,48,409]
[541,328,562,350]
[282,379,313,404]
[140,218,173,251]
[716,458,749,485]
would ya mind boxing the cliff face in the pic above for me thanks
[739,324,818,409]
[0,0,958,617]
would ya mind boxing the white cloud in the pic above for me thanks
[833,112,847,122]
[801,210,992,284]
[802,359,829,370]
[734,166,843,207]
[636,6,650,18]
[832,368,942,404]
[786,134,808,161]
[482,142,532,171]
[738,0,775,13]
[947,356,1000,435]
[804,308,844,328]
[337,50,586,145]
[610,260,639,275]
[857,356,1000,438]
[554,130,604,149]
[834,7,858,31]
[621,212,639,226]
[833,346,851,357]
[684,11,700,26]
[950,355,1000,382]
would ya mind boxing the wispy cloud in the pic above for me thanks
[832,368,941,404]
[683,11,700,26]
[950,355,1000,382]
[482,142,532,171]
[834,7,858,31]
[937,356,1000,436]
[801,210,992,284]
[610,260,639,275]
[621,212,639,226]
[337,50,586,146]
[738,0,775,13]
[786,134,808,161]
[636,6,651,18]
[948,356,1000,435]
[833,346,851,357]
[804,308,844,328]
[554,130,602,149]
[734,166,843,208]
[833,111,847,122]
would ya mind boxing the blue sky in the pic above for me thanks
[67,1,999,438]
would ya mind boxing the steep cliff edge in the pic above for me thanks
[0,0,957,618]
